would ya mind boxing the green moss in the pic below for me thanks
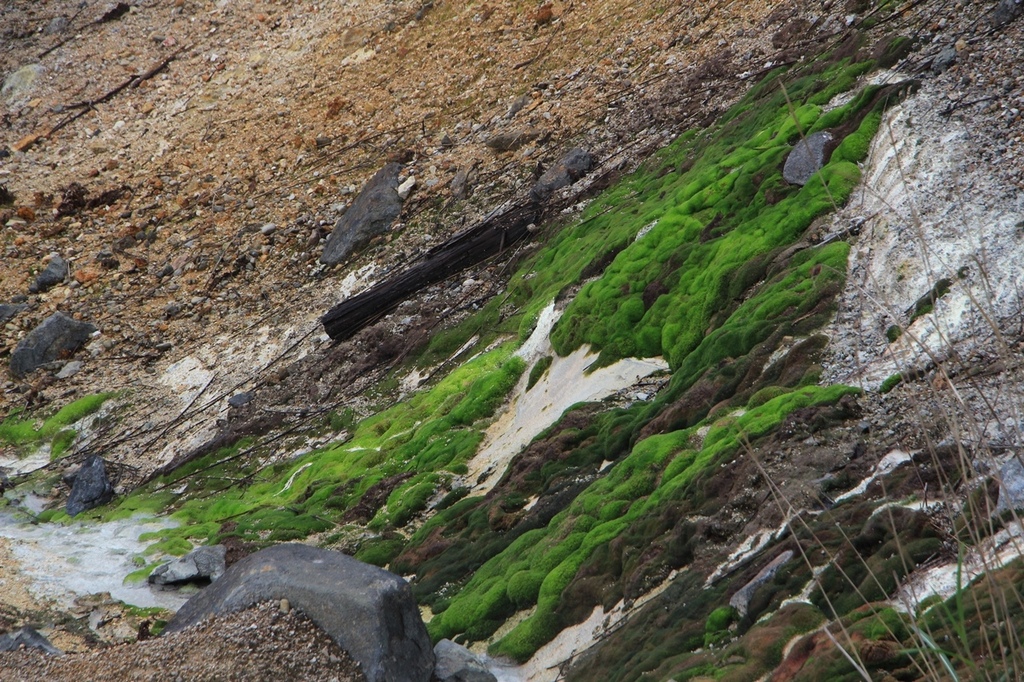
[527,356,553,391]
[704,606,738,647]
[880,374,902,394]
[49,429,77,460]
[885,325,902,343]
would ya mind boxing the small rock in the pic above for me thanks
[433,639,497,682]
[485,128,543,152]
[529,147,593,203]
[43,16,69,35]
[155,342,173,353]
[931,45,958,74]
[30,255,68,293]
[10,312,97,378]
[66,455,114,517]
[157,264,175,279]
[782,131,832,186]
[397,175,417,200]
[164,302,182,318]
[227,392,254,408]
[260,223,277,235]
[280,598,291,614]
[56,360,83,379]
[0,303,27,324]
[149,545,227,585]
[505,93,531,119]
[451,162,477,199]
[315,136,333,148]
[0,627,61,655]
[996,456,1024,514]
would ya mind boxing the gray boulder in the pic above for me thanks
[320,163,404,266]
[782,131,832,186]
[992,0,1023,27]
[29,255,68,293]
[149,545,227,585]
[729,550,793,617]
[0,303,27,324]
[164,544,434,682]
[0,626,61,655]
[529,148,594,203]
[9,312,96,378]
[433,639,497,682]
[996,456,1024,515]
[66,455,114,516]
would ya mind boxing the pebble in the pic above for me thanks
[260,223,277,235]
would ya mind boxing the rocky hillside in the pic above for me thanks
[2,0,1024,679]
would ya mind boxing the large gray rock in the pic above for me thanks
[149,545,227,585]
[992,0,1023,27]
[782,131,832,186]
[0,303,27,324]
[29,255,68,293]
[0,626,61,655]
[164,544,434,682]
[320,163,404,266]
[66,455,114,516]
[529,147,594,203]
[9,311,96,376]
[434,639,497,682]
[996,456,1024,515]
[10,312,96,378]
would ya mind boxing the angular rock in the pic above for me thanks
[10,312,97,378]
[55,360,83,379]
[729,550,793,617]
[782,131,832,186]
[66,455,114,516]
[485,128,542,152]
[931,45,958,74]
[992,0,1023,27]
[0,627,61,655]
[29,255,68,293]
[0,303,27,324]
[149,545,227,585]
[227,391,254,408]
[529,147,594,203]
[164,544,434,682]
[434,639,497,682]
[996,456,1024,514]
[320,163,404,266]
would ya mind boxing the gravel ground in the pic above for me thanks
[0,601,365,682]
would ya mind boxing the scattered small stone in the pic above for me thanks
[157,264,175,279]
[320,163,404,266]
[280,598,291,614]
[164,302,182,318]
[56,360,83,379]
[992,0,1023,28]
[996,456,1024,514]
[43,16,68,35]
[260,222,277,235]
[66,455,114,516]
[155,342,173,352]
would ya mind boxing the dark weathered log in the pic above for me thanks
[321,200,540,341]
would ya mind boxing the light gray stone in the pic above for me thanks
[996,456,1024,514]
[2,64,45,105]
[434,639,497,682]
[30,255,68,293]
[729,550,793,617]
[0,627,61,655]
[529,147,593,203]
[149,545,227,585]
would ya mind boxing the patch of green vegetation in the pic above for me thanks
[885,324,902,343]
[526,355,553,391]
[880,373,902,393]
[908,277,952,323]
[49,429,77,460]
[0,393,114,451]
[704,606,738,647]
